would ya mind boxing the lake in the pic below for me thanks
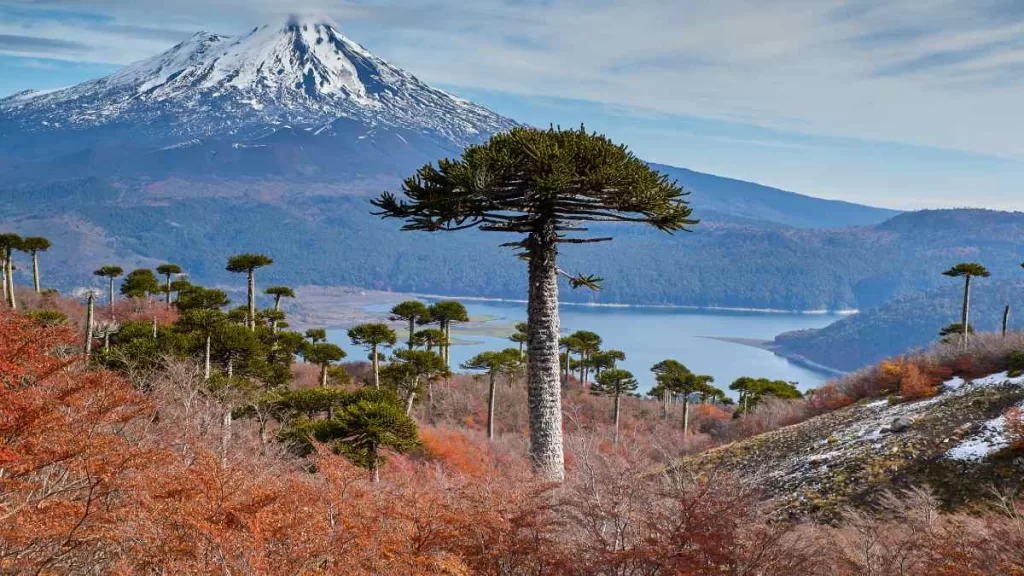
[327,298,845,395]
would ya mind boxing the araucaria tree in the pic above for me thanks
[373,126,696,481]
[943,263,990,348]
[20,236,51,293]
[348,323,397,388]
[93,265,123,313]
[226,253,274,331]
[303,342,347,387]
[462,349,521,439]
[426,300,469,370]
[264,286,295,332]
[389,300,429,350]
[591,368,639,444]
[155,263,183,306]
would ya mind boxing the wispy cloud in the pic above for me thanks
[0,34,87,53]
[3,0,1024,162]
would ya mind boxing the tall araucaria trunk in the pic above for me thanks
[84,295,95,357]
[370,441,380,483]
[31,252,40,293]
[372,345,380,388]
[682,397,690,436]
[247,270,256,331]
[487,373,497,440]
[204,334,212,380]
[221,409,232,466]
[613,392,621,446]
[961,276,972,348]
[165,276,172,307]
[407,317,415,350]
[525,222,565,482]
[1004,305,1011,338]
[272,294,282,333]
[108,276,115,314]
[1,256,7,303]
[6,253,16,310]
[320,364,328,387]
[405,387,416,416]
[663,390,670,420]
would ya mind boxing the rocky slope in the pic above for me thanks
[676,370,1024,516]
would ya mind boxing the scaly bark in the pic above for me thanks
[248,270,256,331]
[613,392,621,446]
[372,346,380,388]
[108,276,115,314]
[6,254,16,310]
[487,373,497,440]
[84,296,95,357]
[525,223,565,481]
[961,276,972,349]
[204,334,212,380]
[31,252,40,293]
[221,409,232,466]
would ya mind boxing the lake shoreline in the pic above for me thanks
[701,336,848,378]
[408,292,860,316]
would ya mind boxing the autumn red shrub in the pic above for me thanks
[5,308,1024,575]
[900,362,937,400]
[1005,407,1024,450]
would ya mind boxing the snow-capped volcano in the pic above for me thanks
[0,18,515,146]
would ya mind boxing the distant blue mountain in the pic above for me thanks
[651,164,899,229]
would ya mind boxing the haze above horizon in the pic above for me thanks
[2,1,1024,211]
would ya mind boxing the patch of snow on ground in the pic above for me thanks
[946,414,1011,462]
[866,399,889,408]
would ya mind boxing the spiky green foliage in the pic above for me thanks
[943,263,991,279]
[348,323,398,388]
[285,388,419,479]
[348,323,398,352]
[176,287,230,311]
[226,253,273,330]
[304,328,328,343]
[156,263,182,304]
[730,377,803,415]
[225,253,274,274]
[510,322,529,353]
[302,342,347,386]
[93,265,124,279]
[425,300,468,366]
[23,309,67,327]
[120,269,161,298]
[382,348,449,413]
[389,300,430,350]
[590,349,625,378]
[413,328,446,351]
[372,125,696,246]
[19,237,50,253]
[592,368,639,398]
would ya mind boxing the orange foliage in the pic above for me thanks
[5,309,1024,575]
[900,362,937,400]
[418,426,494,477]
[1006,408,1024,450]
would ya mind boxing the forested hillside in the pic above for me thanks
[776,280,1024,371]
[4,184,1021,312]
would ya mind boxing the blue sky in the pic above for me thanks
[2,0,1024,210]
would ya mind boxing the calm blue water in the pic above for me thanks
[328,299,844,395]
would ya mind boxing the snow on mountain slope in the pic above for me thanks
[0,18,516,146]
